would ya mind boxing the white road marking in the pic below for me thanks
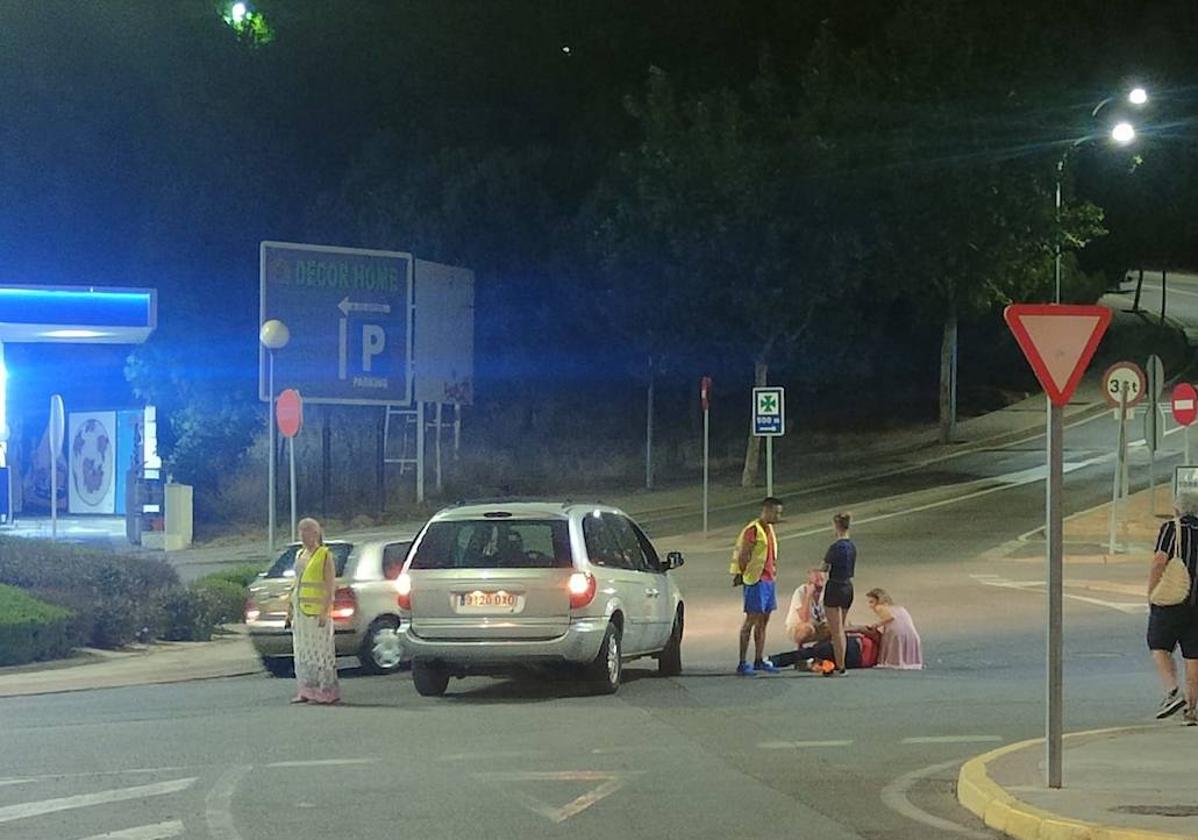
[441,750,544,761]
[0,780,32,788]
[265,759,377,768]
[901,736,1003,744]
[588,745,672,755]
[474,770,642,824]
[759,740,853,749]
[971,574,1147,614]
[77,820,185,840]
[880,759,992,839]
[650,408,1110,531]
[204,765,250,840]
[782,456,1111,540]
[1139,283,1198,300]
[0,778,196,824]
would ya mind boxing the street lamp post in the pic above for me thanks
[259,319,290,554]
[1043,89,1145,792]
[1053,89,1147,304]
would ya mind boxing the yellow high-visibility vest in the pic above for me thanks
[297,545,331,617]
[729,520,773,585]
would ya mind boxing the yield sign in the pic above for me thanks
[1004,304,1112,407]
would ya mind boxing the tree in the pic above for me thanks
[583,67,865,485]
[801,2,1111,441]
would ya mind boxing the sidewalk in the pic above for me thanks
[0,625,262,698]
[958,726,1198,840]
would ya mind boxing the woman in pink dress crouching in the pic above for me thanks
[863,588,923,670]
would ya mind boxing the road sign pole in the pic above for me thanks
[1187,424,1191,465]
[702,405,710,538]
[1109,384,1129,554]
[1047,400,1064,789]
[267,351,276,554]
[1116,409,1126,500]
[435,402,443,495]
[288,434,297,543]
[415,401,426,504]
[765,435,774,498]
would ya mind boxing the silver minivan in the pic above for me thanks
[397,502,685,696]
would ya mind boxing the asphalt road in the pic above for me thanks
[0,390,1182,840]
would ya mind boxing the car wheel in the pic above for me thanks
[359,617,405,675]
[412,660,450,697]
[261,656,294,678]
[585,622,622,695]
[658,610,683,677]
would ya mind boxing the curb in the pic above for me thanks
[956,726,1187,840]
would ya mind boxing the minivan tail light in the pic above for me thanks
[568,572,596,609]
[331,587,356,621]
[396,572,412,611]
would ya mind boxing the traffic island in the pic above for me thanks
[957,726,1198,840]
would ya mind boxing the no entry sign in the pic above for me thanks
[276,389,303,438]
[1173,383,1198,426]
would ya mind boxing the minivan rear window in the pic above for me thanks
[410,520,572,569]
[264,544,354,578]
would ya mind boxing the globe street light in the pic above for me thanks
[1111,121,1136,144]
[259,319,290,553]
[1054,90,1147,303]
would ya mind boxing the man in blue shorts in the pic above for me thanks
[731,497,783,675]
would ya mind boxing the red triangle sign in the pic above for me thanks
[1004,304,1111,407]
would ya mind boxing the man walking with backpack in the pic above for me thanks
[731,497,784,675]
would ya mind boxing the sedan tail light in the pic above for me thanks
[331,587,357,621]
[244,597,260,623]
[396,572,412,611]
[568,572,597,609]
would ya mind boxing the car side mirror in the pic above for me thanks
[665,551,685,570]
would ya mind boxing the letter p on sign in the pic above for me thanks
[362,324,386,372]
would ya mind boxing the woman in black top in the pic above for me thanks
[822,512,857,675]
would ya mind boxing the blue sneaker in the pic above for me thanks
[736,662,757,676]
[754,659,782,674]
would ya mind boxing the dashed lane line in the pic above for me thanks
[0,777,196,824]
[901,736,1004,745]
[758,740,854,749]
[204,765,250,840]
[265,759,378,768]
[77,820,185,840]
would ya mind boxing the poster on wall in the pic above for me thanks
[68,412,117,515]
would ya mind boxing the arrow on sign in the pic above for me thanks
[337,297,392,316]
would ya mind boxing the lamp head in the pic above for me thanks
[1111,122,1136,145]
[259,319,290,350]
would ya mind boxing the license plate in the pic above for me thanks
[457,591,518,611]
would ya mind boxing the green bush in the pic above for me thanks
[199,565,264,589]
[156,587,217,642]
[0,584,74,666]
[0,536,178,649]
[190,577,247,625]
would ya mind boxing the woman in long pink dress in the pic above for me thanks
[864,588,923,670]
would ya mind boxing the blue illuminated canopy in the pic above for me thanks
[0,285,157,344]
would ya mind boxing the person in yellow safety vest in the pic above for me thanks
[730,497,784,675]
[288,517,342,705]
